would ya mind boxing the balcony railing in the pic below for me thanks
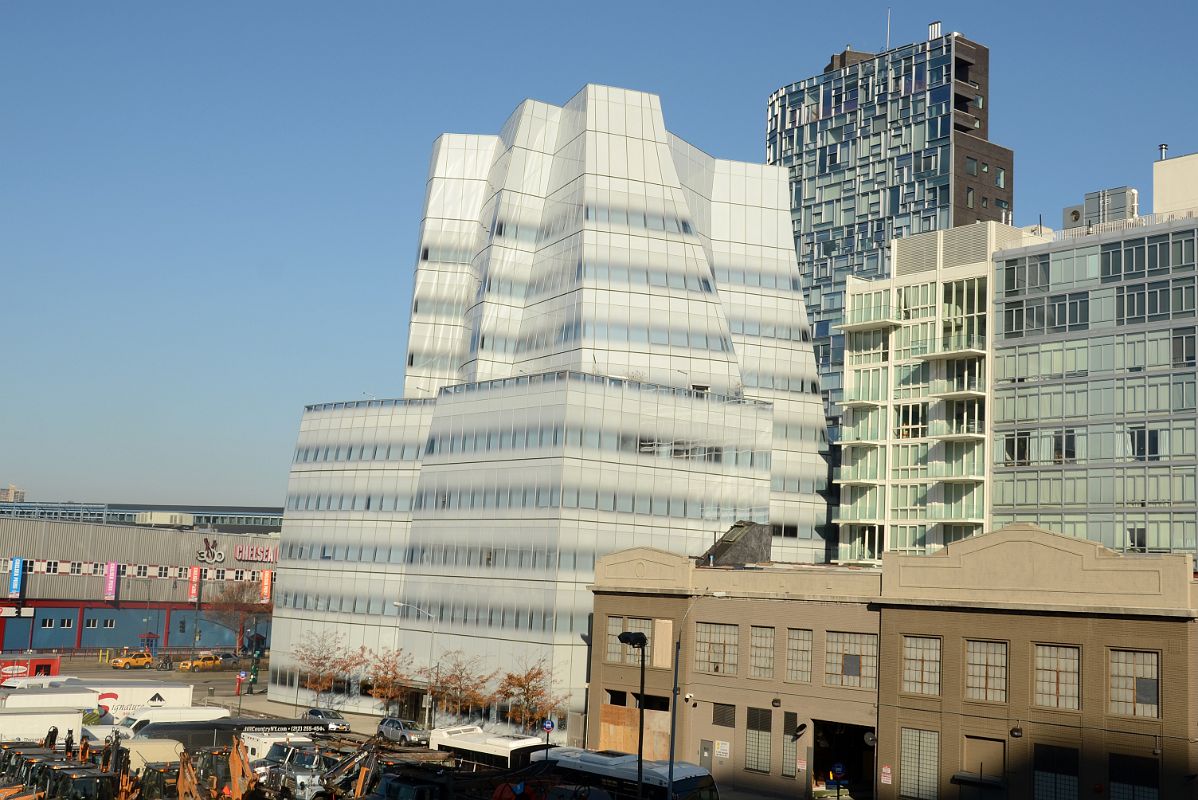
[925,504,985,522]
[840,426,885,444]
[930,376,986,396]
[928,461,987,481]
[834,467,883,484]
[838,304,901,330]
[930,419,986,438]
[917,333,987,358]
[832,505,885,523]
[842,385,887,405]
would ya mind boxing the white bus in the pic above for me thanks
[428,726,545,769]
[533,747,719,800]
[428,728,720,800]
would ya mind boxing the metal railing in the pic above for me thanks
[841,304,900,327]
[919,333,987,356]
[1051,206,1198,243]
[833,467,882,483]
[925,504,985,521]
[832,505,885,522]
[931,418,985,437]
[840,425,885,443]
[931,375,986,395]
[842,385,887,404]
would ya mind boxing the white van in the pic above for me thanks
[242,731,312,762]
[88,705,230,741]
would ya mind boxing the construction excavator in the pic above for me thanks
[175,739,260,800]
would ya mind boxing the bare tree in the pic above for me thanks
[495,658,568,731]
[292,630,368,708]
[204,581,272,650]
[365,647,415,717]
[422,650,497,717]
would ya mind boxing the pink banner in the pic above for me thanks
[103,562,118,601]
[187,566,201,602]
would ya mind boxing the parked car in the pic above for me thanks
[110,651,153,670]
[302,708,351,732]
[215,652,239,668]
[177,653,222,672]
[376,718,428,746]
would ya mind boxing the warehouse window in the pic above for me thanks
[136,565,148,578]
[40,619,54,629]
[59,618,73,629]
[781,713,800,778]
[1034,645,1080,710]
[45,561,59,574]
[103,620,115,629]
[749,626,775,678]
[900,728,939,799]
[85,619,97,629]
[1109,754,1158,800]
[902,636,942,696]
[1034,744,1079,799]
[157,566,169,578]
[1109,650,1159,718]
[966,640,1008,702]
[825,632,878,688]
[786,629,812,682]
[695,623,739,675]
[745,707,771,773]
[69,562,81,576]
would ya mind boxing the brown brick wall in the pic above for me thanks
[877,607,1198,799]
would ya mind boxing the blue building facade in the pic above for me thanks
[0,517,276,653]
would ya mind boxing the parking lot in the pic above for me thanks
[54,655,383,736]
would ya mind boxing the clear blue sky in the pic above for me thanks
[3,1,1195,505]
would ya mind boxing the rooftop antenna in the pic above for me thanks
[885,7,891,50]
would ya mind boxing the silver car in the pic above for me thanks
[302,708,351,733]
[376,717,429,746]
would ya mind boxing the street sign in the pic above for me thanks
[881,765,893,785]
[238,670,247,680]
[833,762,846,778]
[542,719,555,733]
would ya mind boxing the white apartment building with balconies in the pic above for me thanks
[834,222,1049,560]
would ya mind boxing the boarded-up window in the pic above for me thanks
[713,703,735,728]
[962,736,1004,779]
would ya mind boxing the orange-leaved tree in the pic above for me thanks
[366,647,415,716]
[495,658,567,731]
[292,630,368,708]
[423,650,497,717]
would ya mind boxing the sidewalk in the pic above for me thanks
[204,690,382,736]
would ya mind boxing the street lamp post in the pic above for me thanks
[618,631,649,800]
[393,602,438,728]
[667,592,724,799]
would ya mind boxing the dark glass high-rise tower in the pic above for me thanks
[768,25,1014,433]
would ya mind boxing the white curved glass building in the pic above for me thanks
[269,85,829,717]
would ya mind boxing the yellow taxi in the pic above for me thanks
[177,653,222,672]
[110,651,154,670]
